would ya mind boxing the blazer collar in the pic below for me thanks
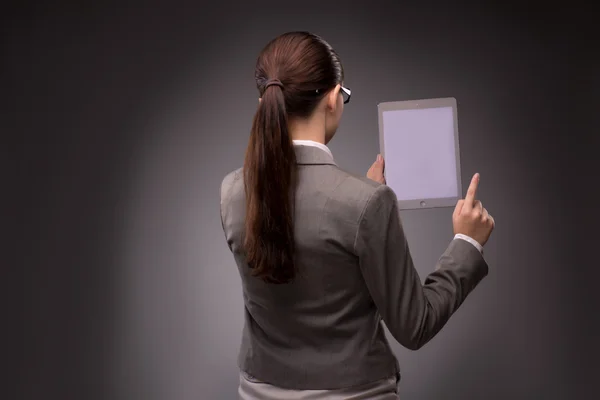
[294,144,336,166]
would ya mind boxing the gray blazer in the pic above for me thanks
[220,144,488,390]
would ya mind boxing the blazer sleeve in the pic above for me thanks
[354,184,489,350]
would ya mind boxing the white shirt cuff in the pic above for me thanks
[454,234,483,254]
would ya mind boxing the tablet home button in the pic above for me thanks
[420,201,426,207]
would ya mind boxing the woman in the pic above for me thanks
[220,31,495,400]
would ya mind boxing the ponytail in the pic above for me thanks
[243,31,344,283]
[243,80,297,284]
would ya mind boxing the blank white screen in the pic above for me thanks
[382,106,458,201]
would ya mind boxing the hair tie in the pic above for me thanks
[264,79,284,90]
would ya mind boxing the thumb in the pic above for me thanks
[369,155,383,173]
[378,154,385,174]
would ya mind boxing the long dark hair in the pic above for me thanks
[243,32,344,284]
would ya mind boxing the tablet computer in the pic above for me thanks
[378,97,462,210]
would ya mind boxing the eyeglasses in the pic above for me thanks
[340,86,351,104]
[315,85,352,104]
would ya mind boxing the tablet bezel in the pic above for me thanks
[378,97,462,210]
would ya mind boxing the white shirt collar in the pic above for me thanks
[292,140,333,158]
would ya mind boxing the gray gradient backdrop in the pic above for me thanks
[6,1,598,399]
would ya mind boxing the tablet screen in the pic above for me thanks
[380,103,460,207]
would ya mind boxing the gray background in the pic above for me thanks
[5,1,597,399]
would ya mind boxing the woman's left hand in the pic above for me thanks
[367,154,386,184]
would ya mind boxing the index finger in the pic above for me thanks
[464,173,480,206]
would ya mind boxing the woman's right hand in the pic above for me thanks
[452,173,495,247]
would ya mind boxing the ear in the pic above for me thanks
[326,84,341,112]
[258,98,262,103]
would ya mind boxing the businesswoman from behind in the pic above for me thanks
[220,31,495,400]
